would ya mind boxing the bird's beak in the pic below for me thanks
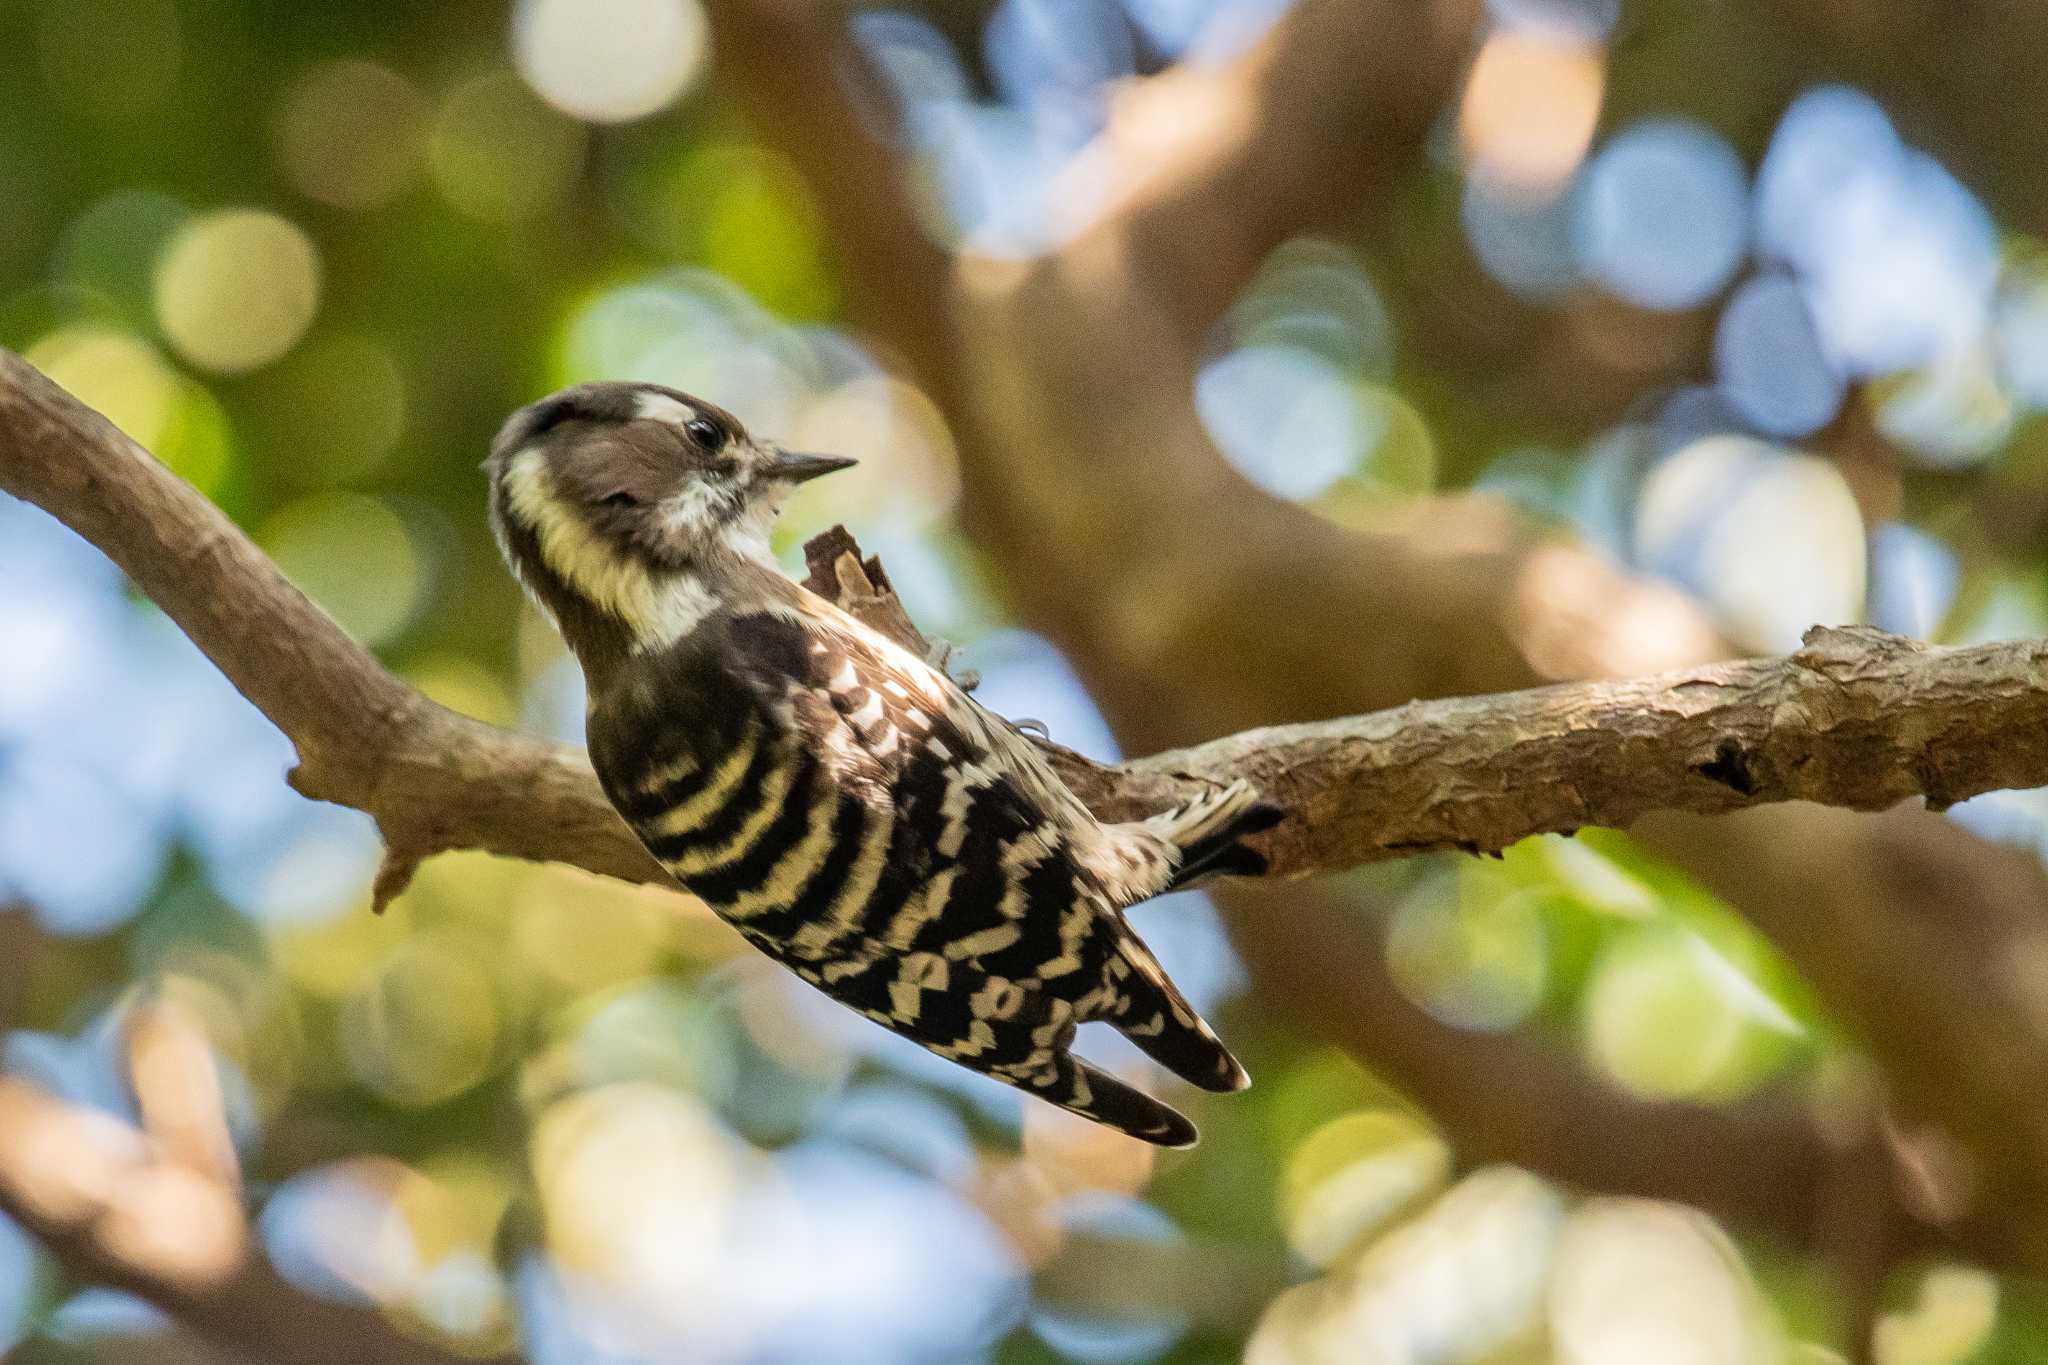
[765,449,858,484]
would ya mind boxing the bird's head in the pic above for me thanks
[484,381,855,659]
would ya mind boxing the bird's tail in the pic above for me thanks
[1151,782,1283,891]
[1028,1051,1199,1148]
[1094,781,1283,904]
[1102,934,1250,1094]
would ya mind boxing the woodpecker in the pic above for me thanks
[485,382,1278,1145]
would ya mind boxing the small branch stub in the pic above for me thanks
[370,848,425,915]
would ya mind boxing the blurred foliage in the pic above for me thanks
[2,0,2047,1362]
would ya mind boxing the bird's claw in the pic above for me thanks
[924,638,980,692]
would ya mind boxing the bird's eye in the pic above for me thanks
[598,491,639,510]
[685,417,726,453]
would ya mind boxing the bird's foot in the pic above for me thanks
[923,637,981,692]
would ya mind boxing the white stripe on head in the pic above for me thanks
[502,447,715,648]
[635,391,695,426]
[631,391,782,570]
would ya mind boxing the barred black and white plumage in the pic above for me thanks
[485,381,1279,1146]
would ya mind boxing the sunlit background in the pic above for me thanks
[2,0,2045,1361]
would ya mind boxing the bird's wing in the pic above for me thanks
[709,604,1245,1127]
[711,605,1106,979]
[791,593,1277,902]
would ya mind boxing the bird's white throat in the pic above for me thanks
[501,448,727,648]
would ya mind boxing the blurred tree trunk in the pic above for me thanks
[706,0,2048,1276]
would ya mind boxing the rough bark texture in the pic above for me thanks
[1131,626,2048,867]
[817,536,2048,870]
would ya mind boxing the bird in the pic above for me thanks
[484,381,1280,1146]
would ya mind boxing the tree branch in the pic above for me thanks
[7,350,2036,886]
[0,989,506,1365]
[810,531,2048,870]
[0,349,662,909]
[0,347,2010,1275]
[1133,624,2046,869]
[0,1077,514,1365]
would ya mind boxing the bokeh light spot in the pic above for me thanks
[781,376,960,536]
[966,631,1123,764]
[0,1216,43,1353]
[1995,247,2048,408]
[1282,1110,1450,1267]
[1197,345,1371,500]
[262,1158,434,1305]
[513,0,709,124]
[1714,274,1844,438]
[1551,1201,1770,1365]
[1031,1196,1186,1364]
[1583,928,1797,1100]
[25,326,179,453]
[342,934,502,1107]
[1517,835,1660,919]
[1463,177,1581,300]
[987,0,1135,110]
[154,210,322,374]
[1228,239,1396,379]
[236,805,381,930]
[0,754,168,937]
[431,72,584,222]
[55,1287,173,1357]
[1250,1168,1564,1365]
[675,144,838,319]
[1350,385,1437,497]
[555,273,807,431]
[512,866,669,995]
[1866,523,1959,640]
[1872,346,2015,470]
[1388,870,1548,1031]
[260,493,427,647]
[531,980,738,1110]
[149,379,234,497]
[1460,30,1604,199]
[1487,0,1619,41]
[246,331,408,486]
[54,190,191,324]
[1022,1101,1157,1202]
[853,9,971,116]
[1874,1266,1997,1365]
[1758,86,1997,377]
[407,657,517,728]
[1574,120,1748,310]
[23,326,234,496]
[1635,435,1865,653]
[533,1083,740,1298]
[917,98,1084,257]
[276,61,430,210]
